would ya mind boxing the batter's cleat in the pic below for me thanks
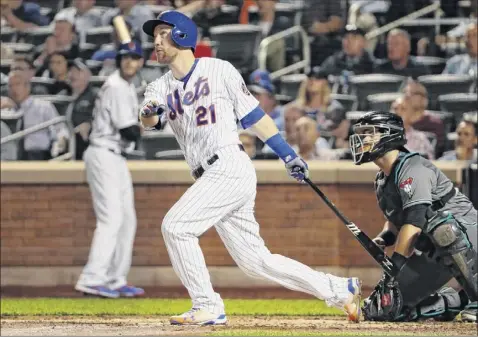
[115,285,145,297]
[75,284,120,298]
[343,277,362,323]
[170,308,227,326]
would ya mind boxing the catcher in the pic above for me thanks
[349,111,477,322]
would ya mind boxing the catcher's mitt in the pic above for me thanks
[363,274,404,322]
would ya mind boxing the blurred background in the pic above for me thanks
[0,0,477,296]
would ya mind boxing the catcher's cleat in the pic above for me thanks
[460,302,477,322]
[343,277,362,323]
[170,308,227,325]
[75,284,120,298]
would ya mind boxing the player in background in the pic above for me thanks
[349,111,477,323]
[75,41,145,299]
[139,11,362,326]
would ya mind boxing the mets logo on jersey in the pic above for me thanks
[241,82,251,96]
[399,177,414,197]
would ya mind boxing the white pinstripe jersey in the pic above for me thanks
[90,70,139,152]
[141,57,259,169]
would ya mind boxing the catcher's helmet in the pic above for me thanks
[349,111,407,165]
[142,10,197,52]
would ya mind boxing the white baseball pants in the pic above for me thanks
[77,146,137,290]
[162,145,352,314]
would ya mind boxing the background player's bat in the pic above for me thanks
[112,15,131,43]
[304,177,399,277]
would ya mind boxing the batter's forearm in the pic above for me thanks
[249,114,280,142]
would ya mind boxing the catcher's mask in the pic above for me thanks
[349,111,407,165]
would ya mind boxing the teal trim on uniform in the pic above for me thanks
[394,152,420,185]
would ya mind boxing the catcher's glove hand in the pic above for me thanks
[362,274,404,322]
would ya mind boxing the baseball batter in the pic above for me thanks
[139,11,362,325]
[75,41,145,299]
[349,111,477,322]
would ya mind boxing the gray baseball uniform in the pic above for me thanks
[375,151,477,307]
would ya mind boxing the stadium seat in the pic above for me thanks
[279,73,306,98]
[345,111,368,124]
[2,42,35,56]
[330,94,358,112]
[140,132,181,160]
[438,93,478,123]
[22,26,53,46]
[146,5,174,16]
[209,24,262,75]
[349,74,406,110]
[142,42,154,60]
[30,77,56,95]
[85,59,103,76]
[0,110,23,133]
[415,56,447,75]
[1,26,16,43]
[417,74,475,110]
[33,95,75,116]
[1,60,11,76]
[39,0,66,13]
[85,26,114,47]
[79,43,98,60]
[154,149,185,160]
[366,92,403,112]
[275,94,294,105]
[89,76,108,89]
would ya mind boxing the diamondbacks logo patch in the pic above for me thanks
[241,82,251,96]
[399,177,414,197]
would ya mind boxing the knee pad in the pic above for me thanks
[429,219,478,302]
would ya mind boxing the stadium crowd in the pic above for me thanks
[0,0,477,162]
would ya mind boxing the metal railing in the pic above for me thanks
[0,116,76,161]
[365,1,441,40]
[257,25,310,81]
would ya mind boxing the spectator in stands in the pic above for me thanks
[303,0,344,67]
[0,0,50,30]
[45,52,73,95]
[374,29,430,78]
[4,72,69,160]
[320,25,375,77]
[295,66,349,149]
[391,96,435,159]
[248,69,284,131]
[68,59,95,160]
[295,116,335,160]
[53,0,103,38]
[0,120,17,161]
[261,103,304,154]
[7,55,49,95]
[102,0,155,45]
[439,113,477,162]
[442,23,477,77]
[239,129,257,159]
[193,0,242,38]
[248,0,289,72]
[34,15,79,69]
[402,79,446,157]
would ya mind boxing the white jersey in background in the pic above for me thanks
[90,70,139,153]
[142,57,257,169]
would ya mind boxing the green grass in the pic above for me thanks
[0,298,341,317]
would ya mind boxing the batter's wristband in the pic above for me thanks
[378,229,396,246]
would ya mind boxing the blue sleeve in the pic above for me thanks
[23,3,50,26]
[240,105,264,129]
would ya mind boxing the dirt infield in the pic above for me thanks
[1,316,476,336]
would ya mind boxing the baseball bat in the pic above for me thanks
[112,15,131,44]
[304,177,399,277]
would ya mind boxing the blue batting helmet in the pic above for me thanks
[142,10,197,52]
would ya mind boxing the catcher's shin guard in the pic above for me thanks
[427,213,478,302]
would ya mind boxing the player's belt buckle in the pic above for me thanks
[192,145,245,179]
